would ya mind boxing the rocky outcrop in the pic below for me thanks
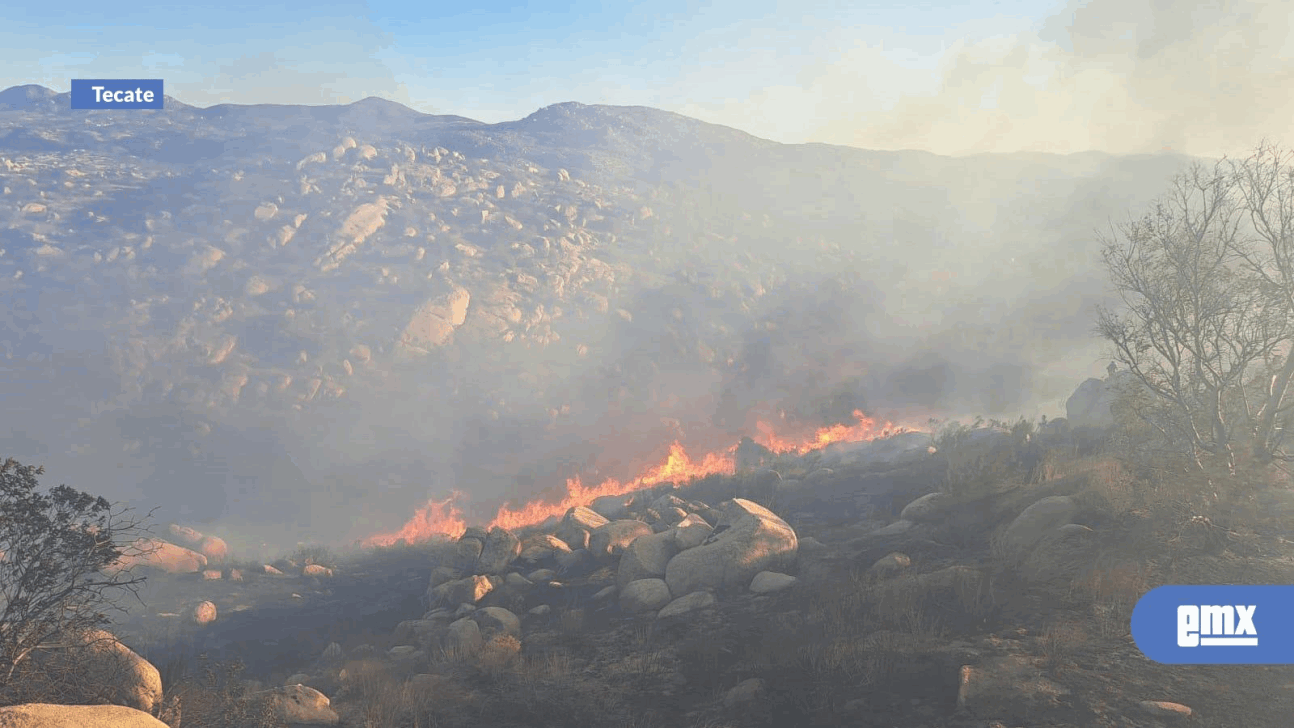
[0,703,168,727]
[656,590,716,619]
[664,499,797,595]
[428,575,494,607]
[588,520,652,561]
[589,493,634,519]
[556,507,610,550]
[672,513,713,550]
[898,492,951,523]
[399,286,471,351]
[1066,371,1144,429]
[620,579,672,614]
[473,606,521,640]
[616,530,678,591]
[749,571,797,593]
[246,684,339,726]
[445,617,483,656]
[112,538,206,574]
[1001,496,1079,557]
[476,527,522,574]
[167,524,230,564]
[26,630,162,713]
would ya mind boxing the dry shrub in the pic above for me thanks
[1016,530,1097,586]
[1076,458,1140,517]
[336,658,395,702]
[935,419,1036,498]
[476,634,521,677]
[288,543,336,569]
[1037,619,1088,671]
[333,657,469,728]
[473,649,634,727]
[1070,556,1150,638]
[354,674,467,728]
[162,656,285,728]
[872,579,945,639]
[558,608,584,637]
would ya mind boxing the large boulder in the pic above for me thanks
[556,507,608,550]
[444,618,483,656]
[112,538,206,574]
[427,565,460,590]
[393,620,442,647]
[428,575,494,607]
[620,579,673,614]
[184,600,218,626]
[196,535,228,564]
[26,630,162,713]
[1001,496,1079,557]
[165,525,227,564]
[473,606,521,640]
[664,499,797,595]
[657,590,717,619]
[589,493,634,520]
[476,527,521,574]
[0,703,168,727]
[749,571,798,593]
[452,537,484,570]
[166,524,203,546]
[616,530,678,591]
[588,520,652,561]
[517,534,571,564]
[248,684,339,725]
[1065,373,1143,429]
[899,492,951,523]
[555,548,595,577]
[672,513,713,550]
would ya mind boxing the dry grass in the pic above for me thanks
[157,655,286,728]
[476,634,522,677]
[1036,618,1090,671]
[935,418,1036,498]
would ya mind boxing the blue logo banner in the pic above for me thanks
[70,80,164,110]
[1131,585,1294,664]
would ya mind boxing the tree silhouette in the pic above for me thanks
[0,457,151,689]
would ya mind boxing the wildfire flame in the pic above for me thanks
[361,493,467,547]
[363,408,903,547]
[754,409,899,454]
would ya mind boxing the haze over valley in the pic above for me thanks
[0,81,1208,552]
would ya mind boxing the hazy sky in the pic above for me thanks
[5,0,1293,157]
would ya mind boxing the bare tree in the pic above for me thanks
[1094,157,1292,471]
[0,458,151,689]
[1227,141,1294,463]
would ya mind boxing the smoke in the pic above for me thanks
[672,0,1294,159]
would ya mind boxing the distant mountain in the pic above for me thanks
[0,84,60,111]
[0,84,1202,551]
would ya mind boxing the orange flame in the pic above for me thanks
[361,492,467,547]
[754,409,900,454]
[487,441,735,531]
[363,408,911,547]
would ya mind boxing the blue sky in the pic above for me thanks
[5,0,1293,156]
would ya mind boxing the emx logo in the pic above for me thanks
[1133,585,1294,663]
[1177,604,1257,647]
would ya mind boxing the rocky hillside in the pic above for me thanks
[0,85,1203,548]
[21,419,1294,728]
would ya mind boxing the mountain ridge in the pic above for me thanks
[0,80,1204,551]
